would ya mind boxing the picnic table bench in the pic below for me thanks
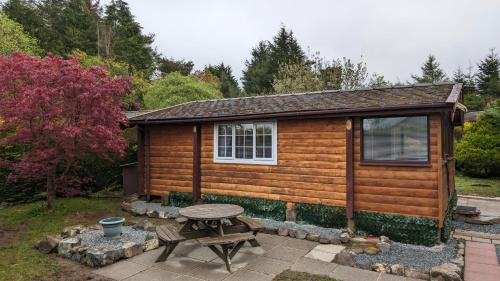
[155,204,263,272]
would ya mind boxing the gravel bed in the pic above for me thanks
[453,221,500,234]
[131,201,180,217]
[353,239,457,272]
[257,218,342,240]
[77,226,155,251]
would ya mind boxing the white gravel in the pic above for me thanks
[257,218,342,240]
[131,201,180,217]
[453,221,500,234]
[78,226,156,251]
[353,239,457,271]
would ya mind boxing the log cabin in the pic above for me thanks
[129,83,464,240]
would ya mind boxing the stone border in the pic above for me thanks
[36,223,160,268]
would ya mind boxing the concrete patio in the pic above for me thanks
[94,233,419,281]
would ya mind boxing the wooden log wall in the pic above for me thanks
[148,124,193,196]
[353,113,441,220]
[201,119,347,207]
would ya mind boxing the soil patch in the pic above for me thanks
[0,224,28,247]
[69,210,114,223]
[273,270,339,281]
[48,258,113,281]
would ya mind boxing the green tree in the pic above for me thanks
[143,72,223,109]
[0,13,40,55]
[456,103,500,177]
[340,57,368,90]
[104,0,155,75]
[207,63,241,98]
[272,61,322,93]
[411,54,447,83]
[242,25,306,95]
[2,0,100,56]
[369,73,391,88]
[72,49,150,109]
[475,49,500,104]
[157,57,194,76]
[453,65,485,111]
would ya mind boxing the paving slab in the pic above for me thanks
[305,244,345,262]
[174,276,205,281]
[264,246,309,263]
[210,252,258,269]
[244,256,292,275]
[379,273,420,281]
[464,241,500,281]
[291,257,338,276]
[128,247,164,266]
[329,264,381,281]
[186,262,234,281]
[281,237,318,251]
[93,261,149,281]
[123,267,180,281]
[238,244,267,255]
[153,256,204,275]
[222,269,274,281]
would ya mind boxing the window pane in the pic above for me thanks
[255,124,273,159]
[363,116,428,161]
[235,124,253,159]
[217,125,232,158]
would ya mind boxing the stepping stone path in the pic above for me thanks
[464,241,500,281]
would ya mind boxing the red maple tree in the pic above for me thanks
[0,53,130,208]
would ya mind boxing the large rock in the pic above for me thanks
[103,248,124,264]
[121,202,132,213]
[278,227,289,236]
[288,229,297,238]
[364,247,379,255]
[132,220,156,232]
[122,242,143,258]
[405,267,430,280]
[371,263,390,273]
[377,242,391,253]
[84,249,106,267]
[62,225,84,237]
[295,229,307,239]
[146,210,159,218]
[306,233,320,242]
[143,236,159,251]
[133,208,147,216]
[350,237,377,248]
[340,232,350,243]
[58,237,81,258]
[37,235,61,254]
[390,264,405,276]
[319,237,331,244]
[430,262,462,281]
[380,235,390,243]
[332,252,355,267]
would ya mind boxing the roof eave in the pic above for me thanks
[129,103,454,125]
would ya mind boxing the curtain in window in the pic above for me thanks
[363,116,428,161]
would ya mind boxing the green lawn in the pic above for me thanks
[273,270,340,281]
[455,175,500,197]
[0,198,140,281]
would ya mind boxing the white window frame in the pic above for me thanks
[213,121,277,165]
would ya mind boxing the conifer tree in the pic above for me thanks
[207,63,241,98]
[475,49,500,103]
[411,54,447,83]
[454,65,485,111]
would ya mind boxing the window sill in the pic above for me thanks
[360,161,432,167]
[213,158,277,166]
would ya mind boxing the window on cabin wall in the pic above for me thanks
[362,115,429,163]
[214,121,277,165]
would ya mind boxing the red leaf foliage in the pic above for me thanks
[0,52,130,186]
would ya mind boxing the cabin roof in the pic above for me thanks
[130,83,462,124]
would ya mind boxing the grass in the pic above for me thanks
[273,270,340,281]
[455,175,500,197]
[0,197,145,281]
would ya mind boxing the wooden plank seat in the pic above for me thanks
[155,224,186,262]
[234,216,263,247]
[197,232,255,272]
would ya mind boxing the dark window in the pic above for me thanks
[362,116,428,162]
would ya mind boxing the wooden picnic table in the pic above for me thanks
[155,204,263,272]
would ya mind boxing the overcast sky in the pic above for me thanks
[119,0,499,84]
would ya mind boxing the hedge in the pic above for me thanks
[168,192,193,208]
[202,194,286,220]
[295,203,347,228]
[354,211,439,246]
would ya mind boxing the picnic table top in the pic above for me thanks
[179,204,244,220]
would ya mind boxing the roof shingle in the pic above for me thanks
[130,83,458,123]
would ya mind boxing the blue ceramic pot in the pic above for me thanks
[99,217,125,237]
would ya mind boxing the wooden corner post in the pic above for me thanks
[192,124,202,203]
[346,118,355,231]
[145,126,151,201]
